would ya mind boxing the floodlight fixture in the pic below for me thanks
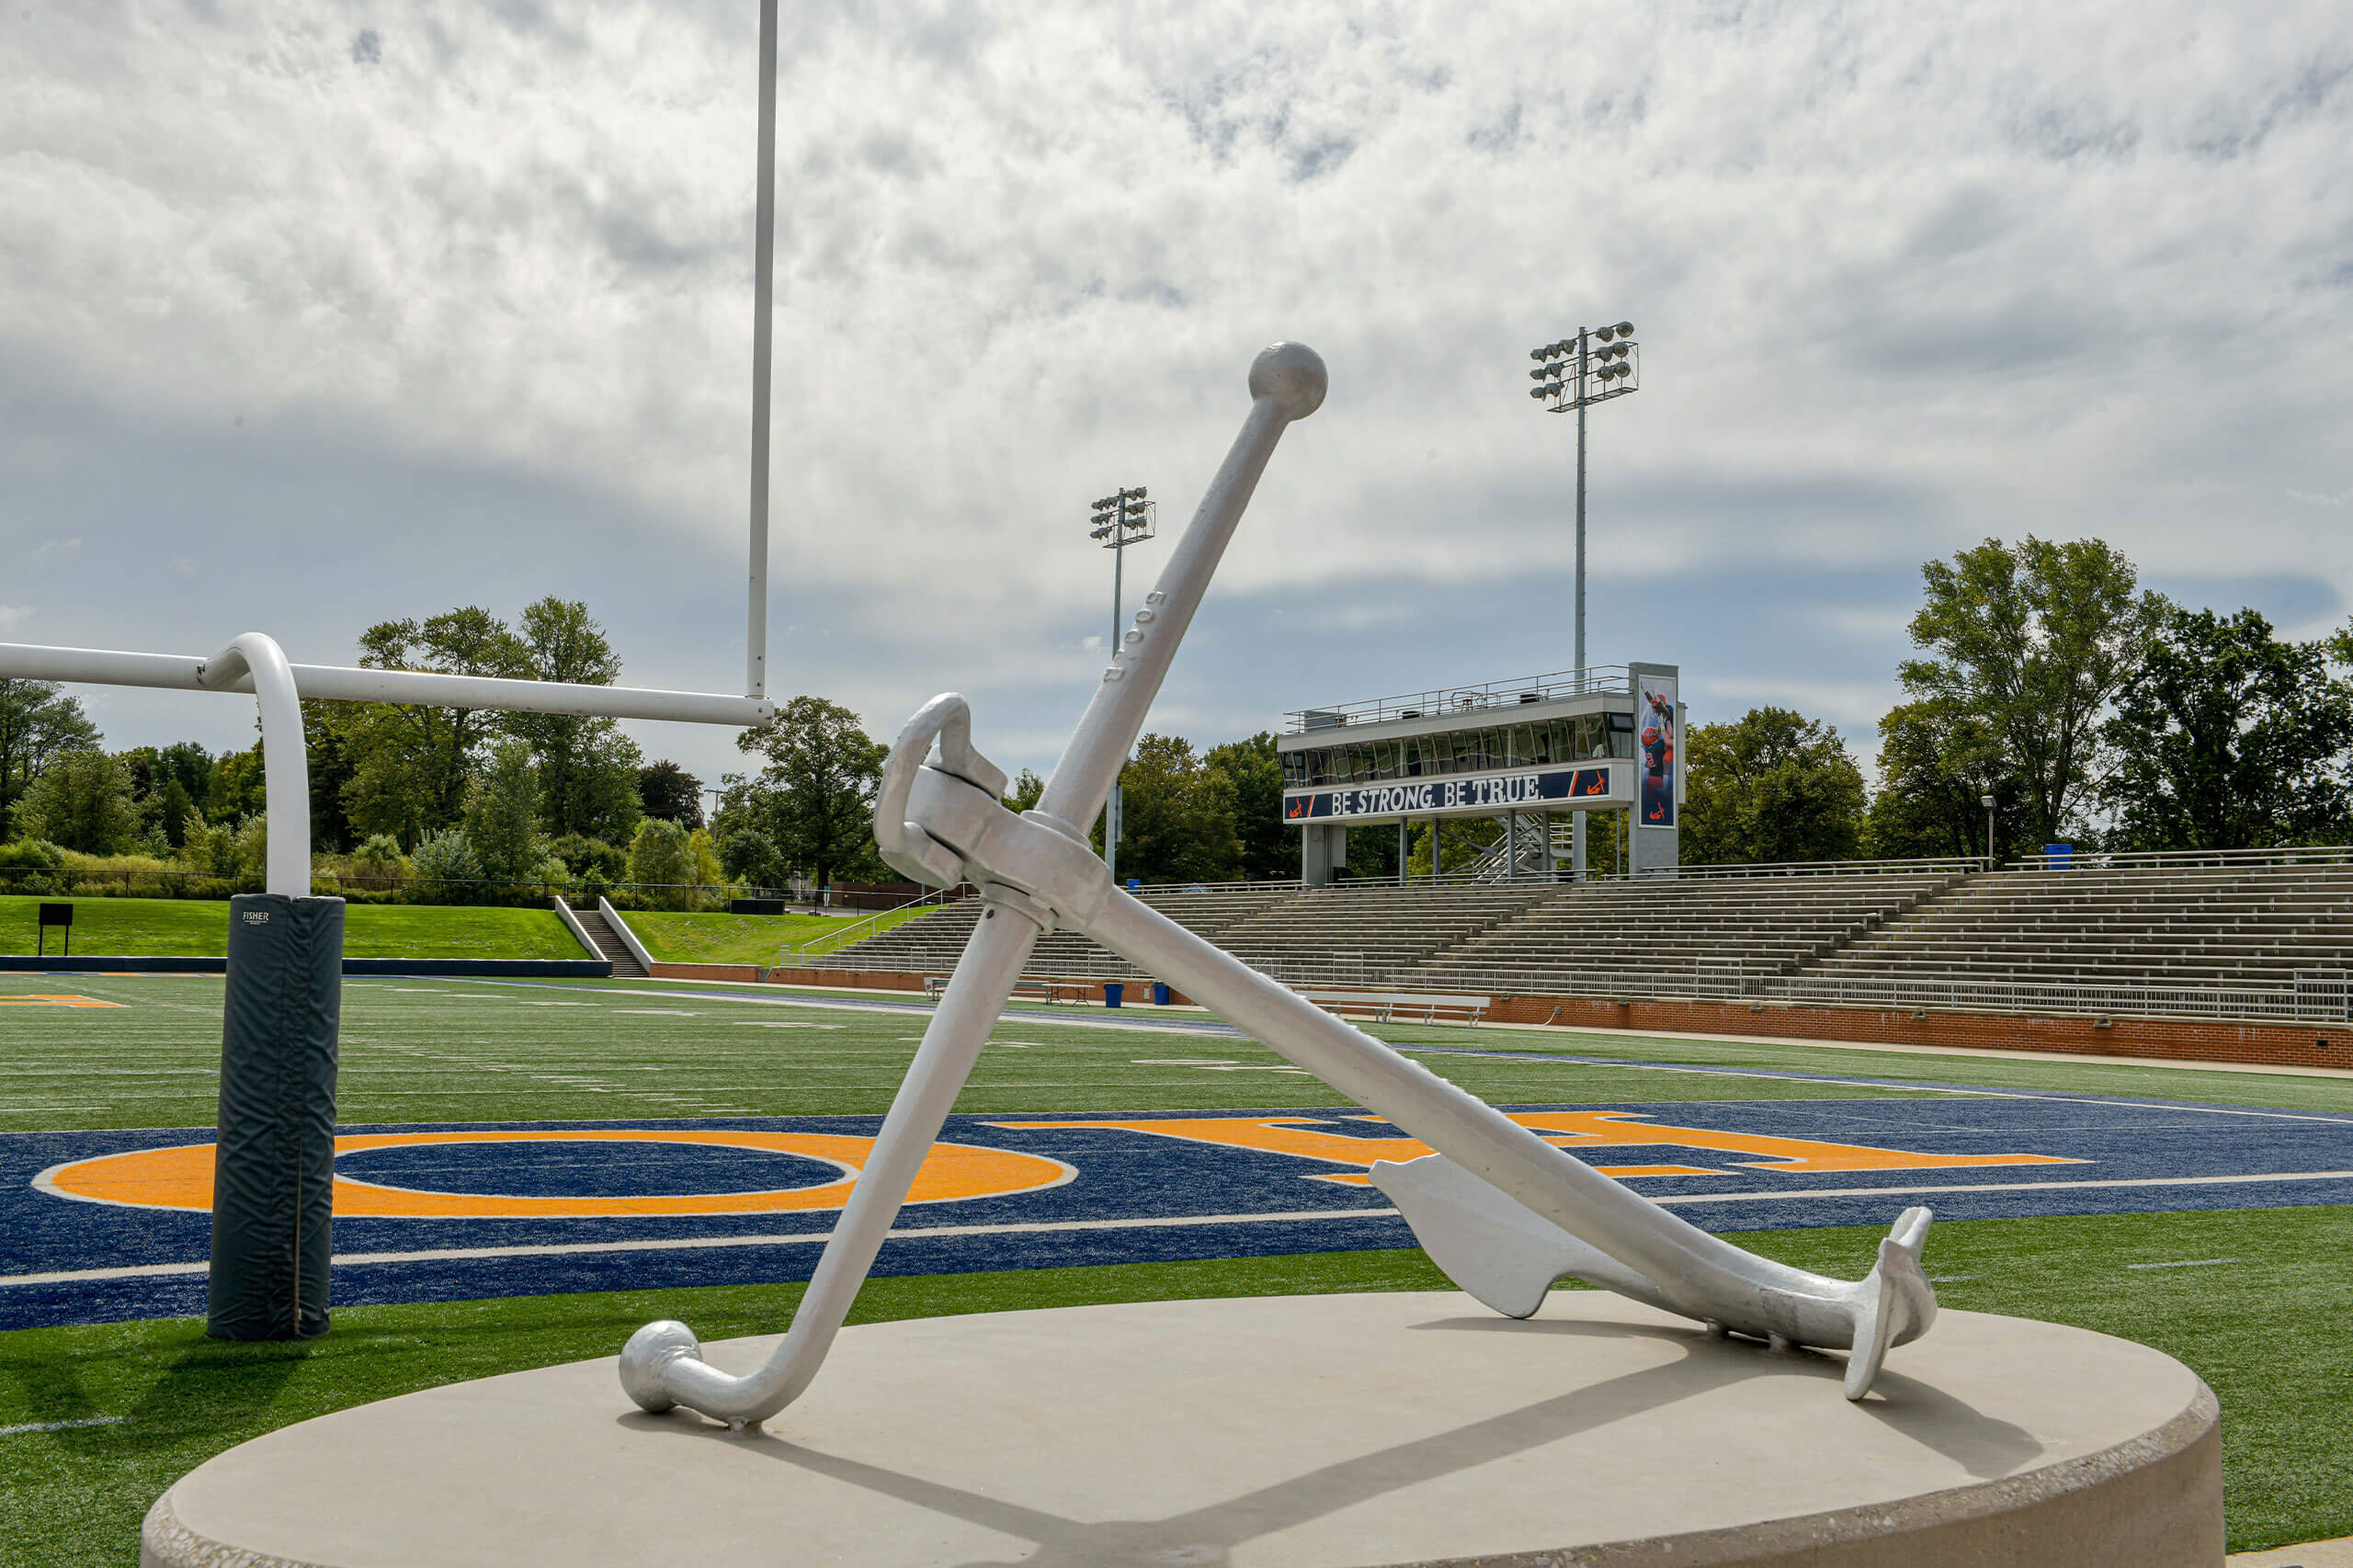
[1088,482,1156,881]
[1524,313,1646,881]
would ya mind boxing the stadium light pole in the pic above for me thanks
[1529,320,1640,880]
[1089,485,1155,882]
[745,0,779,700]
[1981,791,1995,866]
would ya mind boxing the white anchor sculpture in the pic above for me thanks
[620,343,1938,1427]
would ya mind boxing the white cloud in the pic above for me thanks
[2,1,2349,782]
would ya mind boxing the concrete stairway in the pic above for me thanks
[573,905,648,978]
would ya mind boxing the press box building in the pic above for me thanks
[1279,662,1682,883]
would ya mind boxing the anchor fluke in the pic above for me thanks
[1371,1153,1939,1399]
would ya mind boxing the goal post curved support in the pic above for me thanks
[0,636,773,1339]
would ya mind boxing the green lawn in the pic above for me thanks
[0,897,585,962]
[1,1207,2344,1565]
[623,903,949,965]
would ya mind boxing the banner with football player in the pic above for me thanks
[1637,673,1678,829]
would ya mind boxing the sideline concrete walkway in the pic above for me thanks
[2233,1539,2353,1567]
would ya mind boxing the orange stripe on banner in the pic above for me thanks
[986,1112,2083,1180]
[0,994,126,1008]
[40,1130,1071,1218]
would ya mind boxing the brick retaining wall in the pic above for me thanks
[1483,995,2343,1071]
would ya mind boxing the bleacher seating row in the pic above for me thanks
[1808,864,2353,990]
[800,857,2353,1017]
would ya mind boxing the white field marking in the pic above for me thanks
[729,1021,845,1029]
[0,1415,125,1437]
[1133,1058,1311,1074]
[456,980,1242,1038]
[14,1170,2353,1289]
[617,1009,702,1017]
[2123,1258,2241,1270]
[1395,1045,2353,1128]
[1927,1276,1978,1284]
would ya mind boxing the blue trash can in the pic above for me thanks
[1152,983,1172,1006]
[1103,983,1124,1008]
[1127,878,1141,892]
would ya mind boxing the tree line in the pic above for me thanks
[0,598,926,903]
[1682,537,2353,865]
[7,540,2351,898]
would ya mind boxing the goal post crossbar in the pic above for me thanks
[0,635,776,897]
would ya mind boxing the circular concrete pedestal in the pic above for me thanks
[142,1291,2221,1568]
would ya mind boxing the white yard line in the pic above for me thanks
[8,1168,2349,1290]
[0,1415,125,1436]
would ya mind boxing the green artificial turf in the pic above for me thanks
[0,897,585,963]
[6,971,2349,1135]
[0,973,1984,1132]
[1,1206,2344,1564]
[622,903,944,966]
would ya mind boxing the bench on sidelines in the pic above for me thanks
[924,975,1099,1005]
[1299,989,1491,1027]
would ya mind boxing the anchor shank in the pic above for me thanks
[1038,394,1294,834]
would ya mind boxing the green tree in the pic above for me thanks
[1406,815,1503,876]
[638,760,704,827]
[461,740,545,882]
[17,750,140,853]
[1866,699,2025,860]
[1899,537,2167,847]
[1001,768,1046,815]
[1203,733,1291,881]
[2100,608,2353,849]
[0,678,100,828]
[503,598,643,840]
[625,817,696,906]
[734,697,889,892]
[1680,708,1868,865]
[156,777,196,849]
[338,608,529,845]
[302,703,358,853]
[547,832,627,883]
[1101,733,1242,885]
[408,827,484,900]
[716,824,787,889]
[350,834,410,887]
[209,744,267,827]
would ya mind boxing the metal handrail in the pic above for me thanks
[1282,665,1632,731]
[2012,846,2353,872]
[777,883,976,961]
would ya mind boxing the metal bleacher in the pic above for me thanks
[798,883,1306,982]
[1798,856,2353,993]
[796,849,2353,1025]
[1397,866,1968,995]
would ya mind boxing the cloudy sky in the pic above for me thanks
[5,1,2349,790]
